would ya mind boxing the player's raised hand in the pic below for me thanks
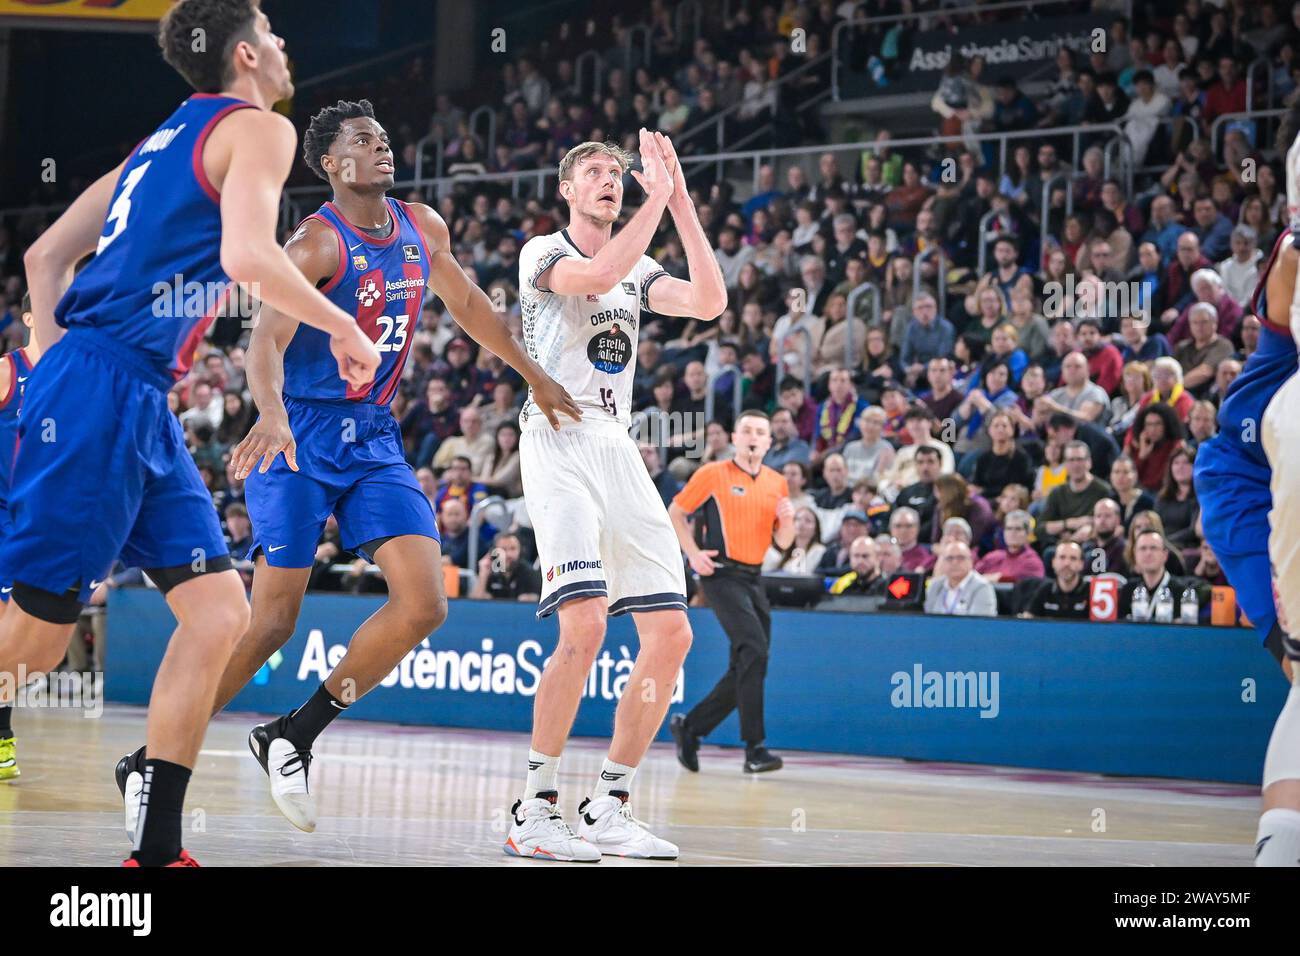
[231,414,298,479]
[330,323,382,390]
[654,131,688,198]
[629,127,673,200]
[531,372,583,430]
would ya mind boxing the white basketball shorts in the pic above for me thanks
[520,417,688,619]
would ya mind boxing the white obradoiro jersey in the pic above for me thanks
[518,229,667,428]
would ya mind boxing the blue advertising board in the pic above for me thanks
[105,589,1289,784]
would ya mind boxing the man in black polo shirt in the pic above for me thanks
[1023,541,1090,618]
[896,445,941,540]
[470,531,542,602]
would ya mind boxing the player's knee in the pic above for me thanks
[188,597,250,653]
[557,600,607,660]
[399,591,447,636]
[663,620,693,662]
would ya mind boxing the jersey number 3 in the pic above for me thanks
[97,161,151,255]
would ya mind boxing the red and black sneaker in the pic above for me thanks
[121,849,200,867]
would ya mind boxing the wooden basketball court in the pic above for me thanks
[0,704,1261,866]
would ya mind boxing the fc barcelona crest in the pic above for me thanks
[352,254,368,270]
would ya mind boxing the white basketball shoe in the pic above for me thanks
[249,716,317,833]
[504,791,601,862]
[114,747,145,840]
[576,791,679,860]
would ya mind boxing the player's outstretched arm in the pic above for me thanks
[230,220,337,479]
[545,128,673,297]
[213,109,379,389]
[22,158,126,351]
[645,132,728,321]
[411,204,581,430]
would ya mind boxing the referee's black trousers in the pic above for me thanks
[685,568,771,747]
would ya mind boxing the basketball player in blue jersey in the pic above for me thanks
[0,294,45,783]
[115,99,580,834]
[1194,235,1296,660]
[0,0,383,867]
[1196,102,1300,865]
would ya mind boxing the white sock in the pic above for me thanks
[525,749,559,799]
[593,758,636,799]
[1255,808,1300,866]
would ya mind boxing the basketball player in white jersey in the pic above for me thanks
[1257,116,1300,866]
[503,130,726,861]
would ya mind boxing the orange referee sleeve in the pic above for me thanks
[672,462,721,514]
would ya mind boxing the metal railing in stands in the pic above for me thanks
[1040,170,1077,260]
[843,281,879,367]
[213,121,1136,233]
[292,39,433,92]
[1246,57,1277,114]
[674,0,704,49]
[1102,134,1134,197]
[622,23,653,76]
[468,105,497,159]
[1119,113,1198,176]
[673,122,1126,196]
[913,246,949,318]
[6,123,1133,237]
[574,49,603,102]
[413,128,445,184]
[675,49,835,181]
[704,363,744,424]
[467,495,509,589]
[779,326,814,395]
[1210,108,1288,155]
[829,0,1086,102]
[710,67,838,173]
[976,209,1000,276]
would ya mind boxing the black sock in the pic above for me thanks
[0,705,12,738]
[131,759,191,866]
[283,683,348,749]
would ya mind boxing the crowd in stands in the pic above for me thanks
[1,0,1295,624]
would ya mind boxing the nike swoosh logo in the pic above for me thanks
[328,700,346,709]
[268,545,288,553]
[89,580,104,589]
[0,587,11,594]
[349,242,364,251]
[583,812,598,826]
[16,376,26,383]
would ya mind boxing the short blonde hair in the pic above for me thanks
[558,141,634,182]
